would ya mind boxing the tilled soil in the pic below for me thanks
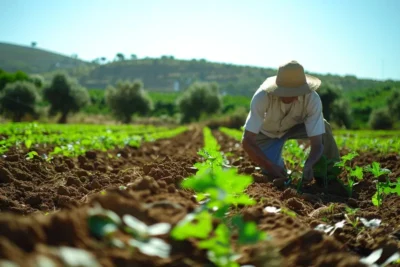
[214,131,400,267]
[0,129,202,215]
[0,128,399,267]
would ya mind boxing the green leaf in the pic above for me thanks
[350,166,364,180]
[88,216,118,238]
[341,151,358,163]
[26,151,39,160]
[25,139,32,149]
[371,191,380,206]
[365,162,391,177]
[214,168,253,193]
[171,211,213,240]
[198,223,231,256]
[232,216,266,245]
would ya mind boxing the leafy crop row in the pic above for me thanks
[219,127,400,207]
[0,122,187,159]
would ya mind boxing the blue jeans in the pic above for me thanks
[255,120,339,174]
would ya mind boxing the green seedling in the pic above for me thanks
[0,122,187,157]
[345,206,359,215]
[281,207,297,217]
[344,214,360,229]
[25,151,39,160]
[334,152,364,197]
[172,127,266,267]
[327,203,335,214]
[365,162,400,206]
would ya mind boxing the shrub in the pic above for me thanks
[368,108,393,130]
[177,82,222,123]
[318,83,343,121]
[105,80,153,123]
[0,70,30,92]
[331,99,353,129]
[0,81,39,121]
[29,74,44,89]
[43,73,90,123]
[206,107,248,129]
[387,90,400,120]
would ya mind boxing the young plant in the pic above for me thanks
[172,127,266,267]
[365,162,400,206]
[345,206,359,216]
[344,214,360,229]
[25,151,39,160]
[334,152,364,197]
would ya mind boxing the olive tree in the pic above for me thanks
[0,81,39,121]
[368,108,393,130]
[105,80,153,123]
[177,82,222,123]
[388,90,400,120]
[43,73,90,123]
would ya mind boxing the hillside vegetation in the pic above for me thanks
[0,42,92,74]
[1,42,396,97]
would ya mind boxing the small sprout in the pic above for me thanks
[345,206,359,215]
[359,218,381,229]
[345,214,360,228]
[100,190,106,195]
[281,207,297,217]
[25,151,39,160]
[119,185,127,190]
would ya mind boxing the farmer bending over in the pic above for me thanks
[242,60,340,184]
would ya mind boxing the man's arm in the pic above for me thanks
[242,130,287,178]
[306,135,324,166]
[303,134,324,180]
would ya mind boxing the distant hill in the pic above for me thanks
[73,58,392,96]
[0,42,92,74]
[1,42,398,97]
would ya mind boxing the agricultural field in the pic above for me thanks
[0,123,399,267]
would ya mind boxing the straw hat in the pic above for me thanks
[259,60,321,96]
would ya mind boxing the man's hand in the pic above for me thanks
[302,163,314,182]
[265,162,287,179]
[302,134,324,183]
[242,130,287,179]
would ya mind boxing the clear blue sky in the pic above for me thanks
[1,0,399,80]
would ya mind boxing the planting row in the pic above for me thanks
[215,129,400,266]
[0,122,187,158]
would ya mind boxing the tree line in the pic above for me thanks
[0,69,223,124]
[1,68,399,129]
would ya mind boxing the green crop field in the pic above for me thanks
[0,124,399,266]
